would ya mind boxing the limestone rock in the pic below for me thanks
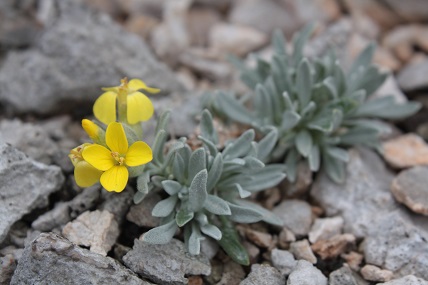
[308,216,344,243]
[377,275,428,285]
[10,232,150,285]
[272,200,313,237]
[0,254,16,285]
[382,134,428,169]
[287,260,327,285]
[271,249,297,276]
[240,264,285,285]
[62,210,119,256]
[123,238,211,285]
[311,234,356,260]
[391,166,428,215]
[329,265,368,285]
[361,265,393,282]
[289,239,317,264]
[398,58,428,92]
[0,143,64,243]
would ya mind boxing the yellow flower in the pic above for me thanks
[82,122,153,192]
[93,78,160,125]
[69,144,103,188]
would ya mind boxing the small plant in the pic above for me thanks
[136,109,285,265]
[203,26,421,183]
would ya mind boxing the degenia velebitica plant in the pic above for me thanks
[134,110,286,265]
[203,26,421,183]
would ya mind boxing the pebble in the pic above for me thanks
[240,264,285,285]
[216,260,245,285]
[10,232,149,285]
[271,249,297,276]
[62,210,120,256]
[329,265,367,285]
[123,238,211,285]
[0,254,16,285]
[289,239,317,264]
[308,216,344,243]
[287,260,328,285]
[377,275,428,285]
[361,265,393,282]
[391,166,428,215]
[272,200,313,237]
[311,234,356,260]
[398,58,428,92]
[244,228,273,248]
[382,134,428,169]
[209,23,267,57]
[341,251,364,271]
[278,227,296,248]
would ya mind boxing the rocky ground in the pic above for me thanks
[1,0,428,284]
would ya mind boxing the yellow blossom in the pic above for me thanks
[82,122,152,192]
[82,119,106,145]
[69,143,103,188]
[93,78,160,125]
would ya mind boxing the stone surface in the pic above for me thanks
[229,0,297,36]
[311,148,397,238]
[308,216,344,243]
[0,119,60,164]
[216,260,245,285]
[287,260,328,285]
[244,228,273,248]
[10,232,150,285]
[329,265,368,285]
[123,238,211,285]
[272,200,313,236]
[361,265,393,282]
[311,234,356,260]
[383,0,428,22]
[32,185,101,231]
[126,192,161,228]
[186,7,221,47]
[391,166,428,215]
[0,143,64,243]
[0,0,182,115]
[240,264,285,285]
[377,275,428,285]
[62,210,119,256]
[271,249,297,276]
[289,239,317,264]
[99,186,134,223]
[382,134,428,169]
[209,23,267,57]
[0,254,16,285]
[341,251,364,271]
[397,58,428,92]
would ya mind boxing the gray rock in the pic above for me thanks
[0,143,64,243]
[287,260,327,285]
[329,266,368,285]
[397,59,428,92]
[216,260,245,285]
[383,0,428,22]
[0,0,182,115]
[391,166,428,215]
[229,0,297,36]
[0,119,60,164]
[240,264,285,285]
[0,254,16,285]
[62,210,119,256]
[10,232,151,285]
[382,134,428,169]
[271,249,297,276]
[32,185,101,231]
[100,186,134,223]
[308,216,344,243]
[272,199,313,236]
[363,210,428,280]
[311,148,397,238]
[126,192,161,228]
[377,275,428,285]
[123,238,211,285]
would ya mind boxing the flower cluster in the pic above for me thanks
[69,78,156,192]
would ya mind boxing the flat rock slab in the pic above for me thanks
[0,143,64,243]
[10,232,151,285]
[0,0,182,115]
[391,166,428,215]
[123,238,211,285]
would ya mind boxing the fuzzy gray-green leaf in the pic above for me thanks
[354,96,421,119]
[188,148,206,182]
[152,130,167,165]
[176,207,194,227]
[161,180,182,195]
[281,111,301,131]
[207,153,223,192]
[296,59,313,108]
[172,153,185,183]
[188,169,208,212]
[236,200,282,226]
[296,129,313,157]
[218,218,249,265]
[201,224,222,240]
[152,195,178,217]
[155,110,171,134]
[241,164,286,192]
[205,195,231,215]
[217,92,254,125]
[285,148,299,182]
[228,203,264,223]
[257,128,278,162]
[188,224,204,255]
[223,129,255,159]
[308,144,320,172]
[142,220,177,244]
[200,109,219,144]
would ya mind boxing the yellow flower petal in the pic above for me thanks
[106,122,128,153]
[127,92,154,124]
[128,79,160,94]
[82,119,99,140]
[126,141,153,167]
[82,144,115,171]
[93,91,117,125]
[100,165,128,192]
[74,161,103,187]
